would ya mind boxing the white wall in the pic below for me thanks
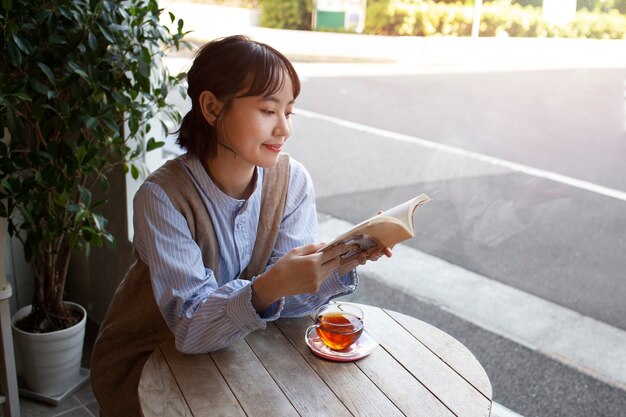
[2,229,34,316]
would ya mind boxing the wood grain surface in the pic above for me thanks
[139,303,492,417]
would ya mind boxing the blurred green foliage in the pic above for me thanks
[259,0,312,30]
[363,0,626,38]
[578,0,626,13]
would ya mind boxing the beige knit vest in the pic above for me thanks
[91,154,290,417]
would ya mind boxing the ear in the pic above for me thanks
[199,90,223,126]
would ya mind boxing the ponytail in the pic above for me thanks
[176,107,217,157]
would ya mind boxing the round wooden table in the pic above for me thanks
[139,303,492,416]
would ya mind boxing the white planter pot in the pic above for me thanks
[12,302,86,396]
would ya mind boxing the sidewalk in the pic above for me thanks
[160,1,626,70]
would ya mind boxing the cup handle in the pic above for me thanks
[305,324,319,341]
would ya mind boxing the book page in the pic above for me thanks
[382,193,431,235]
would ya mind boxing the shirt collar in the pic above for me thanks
[179,153,263,211]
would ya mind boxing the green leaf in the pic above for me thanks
[111,91,131,106]
[103,118,120,135]
[102,0,114,12]
[53,192,68,207]
[91,213,103,231]
[9,92,31,101]
[58,6,73,21]
[85,117,98,129]
[82,226,101,243]
[49,34,66,45]
[18,206,34,226]
[128,113,139,136]
[2,0,12,12]
[36,62,56,85]
[78,185,91,207]
[88,32,98,51]
[1,179,12,194]
[138,60,150,78]
[76,207,88,224]
[146,138,164,151]
[103,231,116,248]
[140,46,151,64]
[76,146,86,163]
[12,34,32,54]
[67,61,90,81]
[6,42,22,67]
[109,23,128,32]
[30,79,50,95]
[97,23,115,43]
[130,164,139,180]
[99,175,109,191]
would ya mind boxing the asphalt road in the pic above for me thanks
[292,67,626,332]
[295,68,626,191]
[283,66,626,417]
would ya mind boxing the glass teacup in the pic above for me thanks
[307,303,364,351]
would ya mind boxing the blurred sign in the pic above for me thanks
[313,0,367,33]
[542,0,577,25]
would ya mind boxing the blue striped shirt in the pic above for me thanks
[133,153,357,353]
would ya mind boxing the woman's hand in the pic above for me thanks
[251,243,348,312]
[337,246,393,276]
[337,211,393,276]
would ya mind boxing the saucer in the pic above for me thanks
[305,327,378,362]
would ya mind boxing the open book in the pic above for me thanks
[319,193,432,264]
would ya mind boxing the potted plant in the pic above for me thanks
[0,0,187,397]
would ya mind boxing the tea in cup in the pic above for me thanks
[309,303,364,351]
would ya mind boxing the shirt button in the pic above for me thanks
[237,223,242,229]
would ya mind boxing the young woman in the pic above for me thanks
[91,35,390,416]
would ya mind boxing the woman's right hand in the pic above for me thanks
[251,243,347,312]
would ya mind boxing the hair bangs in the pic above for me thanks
[240,45,301,99]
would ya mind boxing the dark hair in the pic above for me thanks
[177,35,301,157]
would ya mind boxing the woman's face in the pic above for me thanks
[217,76,295,169]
